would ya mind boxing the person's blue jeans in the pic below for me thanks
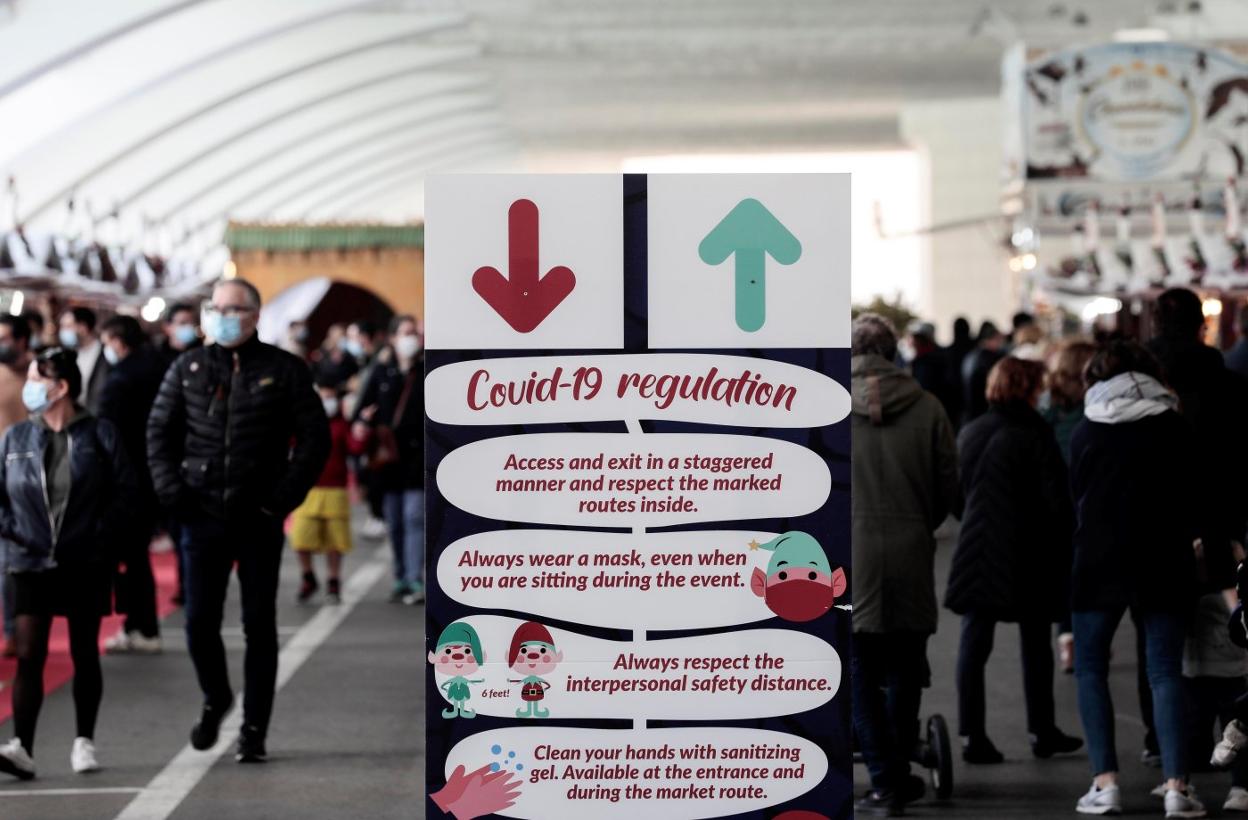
[1074,607,1188,780]
[852,631,928,792]
[383,489,424,587]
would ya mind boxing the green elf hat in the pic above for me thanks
[434,621,484,662]
[757,531,832,576]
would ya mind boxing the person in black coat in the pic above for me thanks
[945,355,1082,764]
[1147,288,1245,594]
[960,321,1006,427]
[0,348,137,779]
[1068,340,1205,816]
[97,315,168,652]
[146,279,329,764]
[354,314,424,604]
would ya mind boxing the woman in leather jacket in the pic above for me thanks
[0,347,136,780]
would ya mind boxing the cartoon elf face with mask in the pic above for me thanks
[750,531,847,623]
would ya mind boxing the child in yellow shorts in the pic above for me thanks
[293,382,366,604]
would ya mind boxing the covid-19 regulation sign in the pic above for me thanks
[424,174,851,819]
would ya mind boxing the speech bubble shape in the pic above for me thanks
[436,433,831,527]
[426,353,849,428]
[428,615,840,721]
[442,726,828,820]
[440,529,788,630]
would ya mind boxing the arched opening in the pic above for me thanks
[259,277,395,350]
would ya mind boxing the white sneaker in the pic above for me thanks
[1077,782,1122,815]
[71,737,98,773]
[1152,783,1169,798]
[149,533,175,553]
[361,518,387,539]
[126,632,162,655]
[1225,786,1248,812]
[1214,720,1248,767]
[0,738,35,780]
[103,631,132,653]
[1165,787,1207,818]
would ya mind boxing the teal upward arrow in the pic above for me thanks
[698,198,802,332]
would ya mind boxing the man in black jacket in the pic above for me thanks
[147,279,329,763]
[98,315,167,654]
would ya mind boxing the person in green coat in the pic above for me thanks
[850,313,962,816]
[428,622,485,719]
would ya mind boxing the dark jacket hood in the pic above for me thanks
[851,354,924,424]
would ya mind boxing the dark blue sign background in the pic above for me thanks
[425,174,851,819]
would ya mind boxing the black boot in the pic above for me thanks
[855,789,905,817]
[962,735,1004,764]
[1032,728,1084,759]
[236,724,267,763]
[190,697,234,751]
[297,571,318,604]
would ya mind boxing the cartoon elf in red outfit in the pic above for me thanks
[506,621,563,719]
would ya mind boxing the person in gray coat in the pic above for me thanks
[850,313,962,817]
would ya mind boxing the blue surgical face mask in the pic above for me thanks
[206,313,243,347]
[21,381,50,413]
[173,325,198,347]
[103,344,120,366]
[58,328,79,349]
[344,339,365,358]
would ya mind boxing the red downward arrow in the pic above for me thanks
[472,198,576,333]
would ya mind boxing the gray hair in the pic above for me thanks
[852,312,898,360]
[214,277,262,309]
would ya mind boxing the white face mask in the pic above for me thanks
[394,334,422,360]
[322,397,340,417]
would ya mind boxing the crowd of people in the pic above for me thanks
[0,278,425,779]
[853,287,1248,818]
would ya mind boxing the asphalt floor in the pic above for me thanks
[857,521,1244,819]
[0,510,423,820]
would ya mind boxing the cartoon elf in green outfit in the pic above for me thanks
[507,621,563,719]
[428,622,486,719]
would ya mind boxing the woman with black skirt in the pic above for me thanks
[0,347,136,779]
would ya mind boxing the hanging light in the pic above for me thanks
[141,296,166,323]
[222,259,237,279]
[9,290,23,317]
[1203,298,1223,317]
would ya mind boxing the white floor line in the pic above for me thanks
[112,545,391,820]
[0,787,144,797]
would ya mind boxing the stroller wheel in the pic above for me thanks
[926,714,954,800]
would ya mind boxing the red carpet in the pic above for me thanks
[0,549,181,724]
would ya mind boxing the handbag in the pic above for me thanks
[369,369,417,471]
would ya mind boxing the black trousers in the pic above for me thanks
[180,509,284,734]
[852,631,929,792]
[957,611,1056,739]
[115,523,159,638]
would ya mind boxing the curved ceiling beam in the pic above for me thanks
[121,78,491,219]
[294,136,514,221]
[323,144,516,220]
[231,109,503,222]
[28,1,445,168]
[155,81,491,222]
[0,0,212,101]
[21,20,474,224]
[173,142,508,251]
